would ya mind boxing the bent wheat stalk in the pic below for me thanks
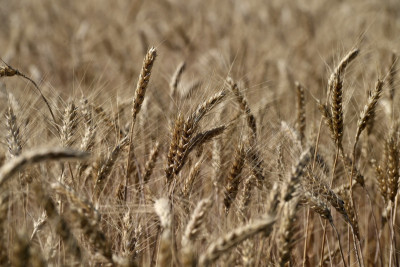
[0,148,88,188]
[0,61,58,128]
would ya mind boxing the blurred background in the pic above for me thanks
[1,0,399,97]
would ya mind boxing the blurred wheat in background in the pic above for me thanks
[0,0,400,266]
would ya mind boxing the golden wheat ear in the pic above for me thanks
[295,81,306,146]
[328,48,359,149]
[5,103,22,158]
[355,79,384,143]
[223,142,245,214]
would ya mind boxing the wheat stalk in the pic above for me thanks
[0,61,58,127]
[0,148,88,188]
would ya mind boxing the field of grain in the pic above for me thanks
[0,0,400,266]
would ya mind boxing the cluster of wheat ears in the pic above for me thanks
[0,44,399,267]
[1,1,400,266]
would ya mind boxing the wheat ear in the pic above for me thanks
[198,215,275,266]
[226,77,257,142]
[131,47,157,127]
[246,144,268,187]
[170,61,186,99]
[182,159,202,198]
[95,136,129,198]
[142,141,160,185]
[303,193,348,267]
[388,52,398,103]
[295,81,306,146]
[182,197,212,246]
[355,79,384,143]
[283,147,312,201]
[60,101,78,147]
[126,47,157,199]
[5,104,22,158]
[385,129,399,202]
[181,198,212,266]
[328,48,359,149]
[224,143,245,213]
[76,98,96,178]
[165,91,226,183]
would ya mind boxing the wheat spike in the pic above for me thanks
[182,159,202,198]
[355,79,384,142]
[385,130,399,202]
[328,48,359,148]
[227,77,257,142]
[198,215,275,266]
[131,47,157,127]
[388,52,398,102]
[170,61,186,99]
[60,101,78,147]
[295,81,306,146]
[95,136,129,197]
[142,141,160,185]
[224,143,245,213]
[182,198,212,247]
[5,104,22,158]
[165,91,226,183]
[283,147,312,201]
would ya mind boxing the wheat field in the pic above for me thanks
[0,0,400,266]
